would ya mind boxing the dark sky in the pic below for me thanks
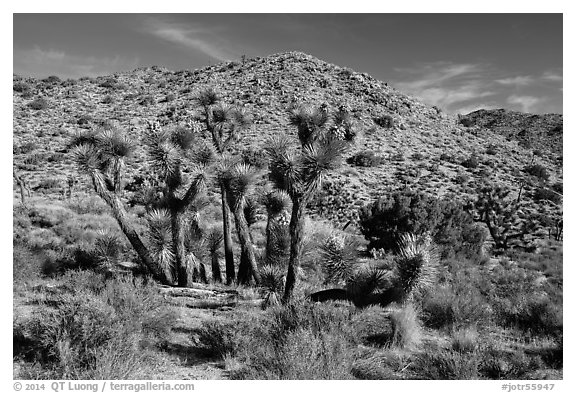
[13,14,563,114]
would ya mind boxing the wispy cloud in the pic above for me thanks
[141,17,238,62]
[495,75,535,86]
[507,94,543,113]
[542,70,562,82]
[14,47,140,79]
[392,62,495,113]
[392,61,562,114]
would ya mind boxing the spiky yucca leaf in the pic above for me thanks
[267,148,301,197]
[195,88,219,108]
[146,209,175,280]
[93,231,124,272]
[301,138,346,193]
[394,233,439,298]
[205,227,224,254]
[346,265,387,300]
[211,103,233,124]
[71,144,104,173]
[230,107,252,130]
[320,234,360,284]
[171,125,197,150]
[96,128,135,159]
[261,189,292,217]
[260,264,285,308]
[225,163,259,210]
[193,141,215,166]
[288,104,329,146]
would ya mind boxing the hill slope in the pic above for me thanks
[13,51,562,230]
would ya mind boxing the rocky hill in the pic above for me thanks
[457,109,563,158]
[13,51,562,232]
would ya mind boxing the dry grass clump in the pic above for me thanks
[13,271,178,379]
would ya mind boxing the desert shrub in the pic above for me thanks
[33,178,62,192]
[454,173,469,185]
[347,151,382,167]
[14,81,31,93]
[532,187,561,204]
[350,306,394,346]
[411,152,425,160]
[485,144,498,155]
[164,93,176,102]
[13,273,176,379]
[241,147,269,168]
[421,283,491,330]
[374,114,394,128]
[359,190,485,259]
[351,349,410,379]
[228,301,357,379]
[389,304,421,349]
[13,243,45,284]
[524,164,549,181]
[101,95,114,104]
[194,318,247,358]
[451,327,479,353]
[479,345,545,379]
[439,152,455,163]
[411,348,481,379]
[14,141,37,155]
[551,182,562,194]
[42,75,61,84]
[461,154,479,169]
[458,117,474,127]
[28,97,49,110]
[139,95,155,106]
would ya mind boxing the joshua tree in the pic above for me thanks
[219,162,261,285]
[266,104,348,302]
[143,121,212,286]
[71,127,172,285]
[194,88,252,284]
[72,123,211,286]
[472,184,537,251]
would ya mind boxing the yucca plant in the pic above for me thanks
[320,234,360,285]
[312,233,439,309]
[260,189,292,266]
[259,264,285,308]
[266,104,349,302]
[72,127,172,285]
[194,88,252,284]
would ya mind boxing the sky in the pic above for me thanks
[13,13,563,115]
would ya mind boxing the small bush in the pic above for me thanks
[485,144,498,155]
[374,114,394,128]
[461,154,479,169]
[241,147,269,168]
[28,97,49,110]
[532,187,562,204]
[42,75,61,84]
[101,95,114,104]
[389,304,421,349]
[347,151,382,167]
[524,164,549,181]
[14,81,31,94]
[412,348,481,379]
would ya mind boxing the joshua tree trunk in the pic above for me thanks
[211,251,222,283]
[171,211,189,287]
[283,197,308,302]
[232,205,260,285]
[221,185,236,284]
[13,169,30,205]
[90,171,173,285]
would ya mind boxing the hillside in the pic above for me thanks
[13,51,562,233]
[457,108,563,158]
